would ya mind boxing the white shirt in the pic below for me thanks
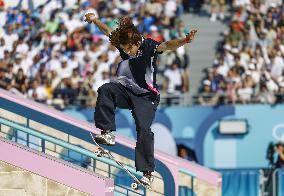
[235,0,250,6]
[65,18,84,33]
[0,11,6,27]
[107,50,120,65]
[75,50,87,65]
[16,43,29,54]
[224,52,235,68]
[266,79,279,92]
[20,57,33,75]
[42,1,61,18]
[176,46,185,58]
[56,65,73,79]
[13,63,21,74]
[117,0,131,12]
[51,33,67,43]
[164,68,182,94]
[88,50,102,64]
[271,56,284,78]
[217,64,229,77]
[271,64,283,78]
[68,58,79,70]
[237,87,253,101]
[255,57,264,70]
[28,86,48,101]
[3,33,18,51]
[65,0,77,8]
[93,62,110,81]
[47,58,61,71]
[240,52,251,67]
[0,46,4,59]
[265,0,282,7]
[251,71,260,83]
[165,1,177,17]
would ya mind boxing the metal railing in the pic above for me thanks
[272,168,284,196]
[48,91,284,110]
[0,117,154,196]
[258,168,284,196]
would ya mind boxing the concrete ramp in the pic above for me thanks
[0,137,114,196]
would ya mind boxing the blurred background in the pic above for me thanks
[0,0,284,195]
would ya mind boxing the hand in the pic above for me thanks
[84,12,97,24]
[185,29,198,43]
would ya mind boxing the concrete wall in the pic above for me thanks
[0,160,88,196]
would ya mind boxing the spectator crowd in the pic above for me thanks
[199,0,284,105]
[0,0,191,109]
[3,0,281,107]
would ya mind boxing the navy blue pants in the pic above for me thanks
[95,82,159,172]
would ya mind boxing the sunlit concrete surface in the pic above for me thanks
[0,160,88,196]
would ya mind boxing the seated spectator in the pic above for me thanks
[177,144,198,163]
[198,80,219,106]
[210,0,225,22]
[146,25,164,43]
[231,55,245,76]
[163,62,184,105]
[163,62,183,95]
[56,57,73,79]
[256,84,276,104]
[225,80,238,104]
[237,80,254,104]
[13,68,27,90]
[53,78,77,106]
[92,70,110,92]
[27,79,48,103]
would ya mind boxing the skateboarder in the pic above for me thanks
[84,13,197,187]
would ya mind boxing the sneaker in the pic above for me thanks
[95,131,115,146]
[140,172,154,187]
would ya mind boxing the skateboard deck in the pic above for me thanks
[90,132,152,191]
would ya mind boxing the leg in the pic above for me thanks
[131,94,159,173]
[94,83,131,145]
[95,82,130,131]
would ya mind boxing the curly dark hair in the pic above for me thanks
[109,16,142,47]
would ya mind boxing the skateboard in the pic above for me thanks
[90,132,152,191]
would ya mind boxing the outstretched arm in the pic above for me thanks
[84,13,113,36]
[157,29,197,52]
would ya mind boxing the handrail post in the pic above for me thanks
[272,168,278,196]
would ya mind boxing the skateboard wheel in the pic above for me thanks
[131,182,138,190]
[95,149,103,157]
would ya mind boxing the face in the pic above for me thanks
[120,43,139,56]
[180,148,188,158]
[171,63,178,70]
[204,84,211,92]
